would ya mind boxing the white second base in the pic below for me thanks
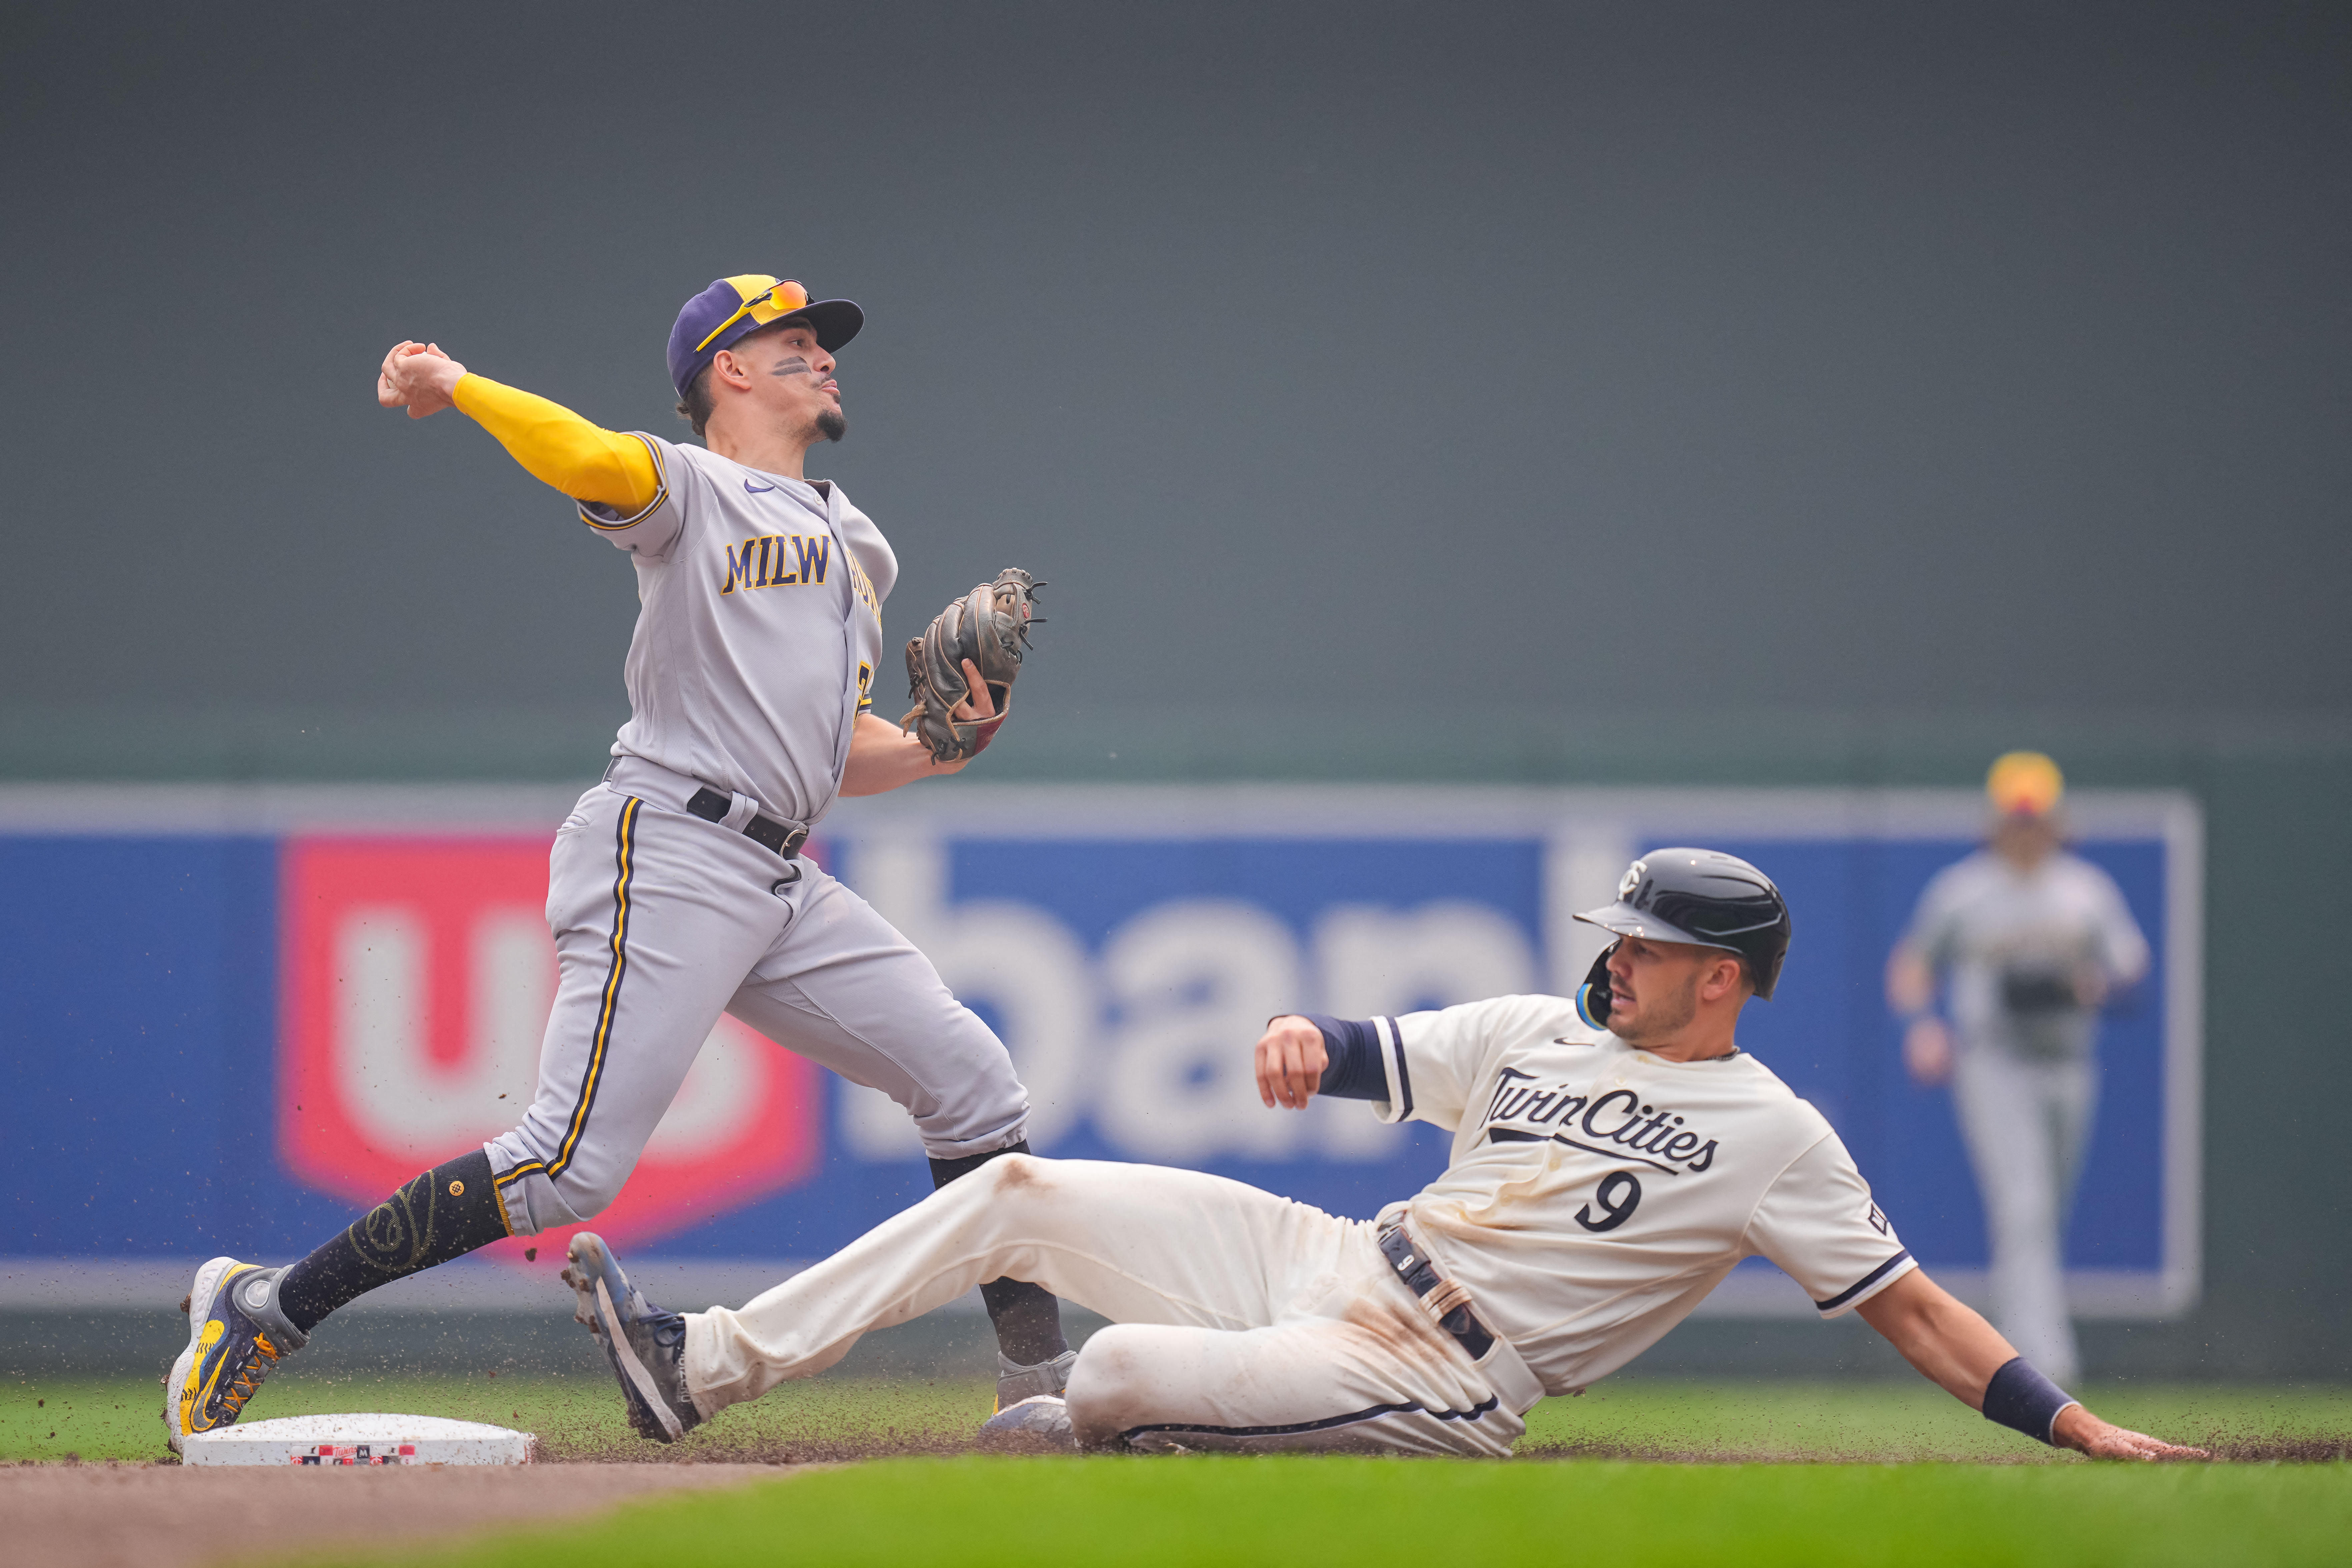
[181,1412,537,1466]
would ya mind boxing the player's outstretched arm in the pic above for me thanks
[1855,1269,2206,1460]
[840,660,997,795]
[374,341,658,512]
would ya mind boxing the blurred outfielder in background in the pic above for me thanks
[1887,754,2150,1382]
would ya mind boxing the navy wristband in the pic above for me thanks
[1981,1356,2079,1445]
[1303,1014,1388,1101]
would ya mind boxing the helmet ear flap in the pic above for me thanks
[1575,942,1620,1031]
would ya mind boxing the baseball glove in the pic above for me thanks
[899,567,1045,763]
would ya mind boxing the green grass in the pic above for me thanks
[1521,1379,2352,1462]
[270,1456,2352,1568]
[8,1371,2347,1465]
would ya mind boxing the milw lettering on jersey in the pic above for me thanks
[1481,1066,1719,1174]
[722,534,831,594]
[842,545,882,626]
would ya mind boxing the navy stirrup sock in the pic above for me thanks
[276,1150,512,1334]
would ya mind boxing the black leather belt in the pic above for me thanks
[685,787,809,859]
[1376,1224,1495,1360]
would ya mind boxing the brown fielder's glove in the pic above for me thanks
[899,568,1045,763]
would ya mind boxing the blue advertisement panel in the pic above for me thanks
[0,784,2198,1319]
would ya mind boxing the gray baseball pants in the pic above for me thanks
[1951,1042,2098,1383]
[484,781,1031,1234]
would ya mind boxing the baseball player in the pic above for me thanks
[557,850,2202,1459]
[1886,752,2150,1383]
[168,274,1072,1452]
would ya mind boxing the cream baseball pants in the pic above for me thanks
[685,1156,1537,1456]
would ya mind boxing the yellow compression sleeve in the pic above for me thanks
[450,373,661,512]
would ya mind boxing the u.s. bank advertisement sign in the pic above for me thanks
[0,783,2198,1318]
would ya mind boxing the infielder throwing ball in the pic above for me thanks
[559,850,2202,1459]
[169,274,1072,1451]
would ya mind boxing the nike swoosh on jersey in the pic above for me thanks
[744,481,777,493]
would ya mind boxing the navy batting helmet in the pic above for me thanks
[1570,849,1793,1026]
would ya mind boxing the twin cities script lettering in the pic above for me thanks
[1482,1066,1719,1175]
[723,533,832,595]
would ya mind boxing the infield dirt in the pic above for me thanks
[1,1460,786,1568]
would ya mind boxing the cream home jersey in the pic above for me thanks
[577,435,893,826]
[1364,995,1915,1395]
[1903,849,2149,1060]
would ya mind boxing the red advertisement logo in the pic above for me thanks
[280,837,821,1259]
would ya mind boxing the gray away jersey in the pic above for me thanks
[578,435,894,825]
[1902,849,2150,1059]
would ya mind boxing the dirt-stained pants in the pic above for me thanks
[684,1157,1534,1456]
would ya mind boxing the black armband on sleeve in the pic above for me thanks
[1304,1014,1388,1100]
[1981,1355,2080,1445]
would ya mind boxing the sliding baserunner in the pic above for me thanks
[560,850,2204,1459]
[168,273,1072,1452]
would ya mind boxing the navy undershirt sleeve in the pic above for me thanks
[1305,1014,1388,1100]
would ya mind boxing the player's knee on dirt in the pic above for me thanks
[1062,1326,1157,1448]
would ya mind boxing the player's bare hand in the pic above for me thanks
[2053,1405,2208,1461]
[1903,1017,1953,1086]
[949,658,997,722]
[377,340,467,419]
[1255,1015,1327,1110]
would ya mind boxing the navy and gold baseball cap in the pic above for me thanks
[668,274,863,399]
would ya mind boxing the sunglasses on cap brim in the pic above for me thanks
[692,280,812,355]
